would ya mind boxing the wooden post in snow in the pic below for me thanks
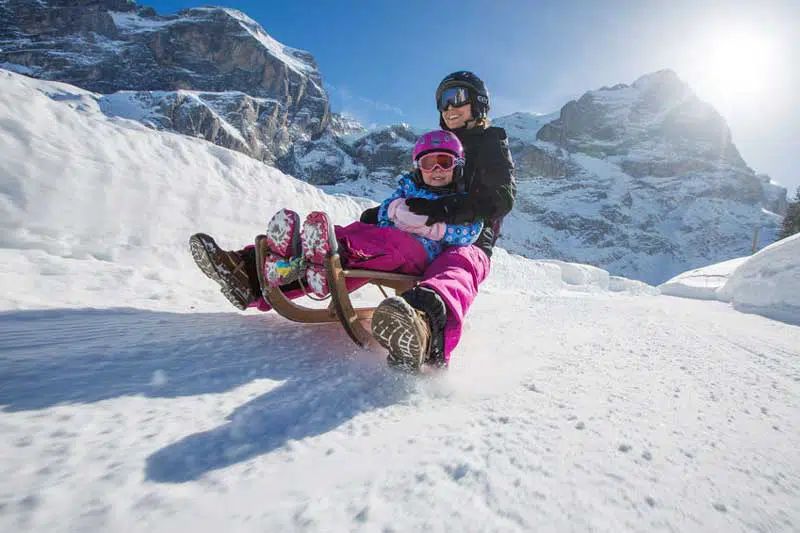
[751,227,760,254]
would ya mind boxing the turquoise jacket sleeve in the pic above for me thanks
[377,174,413,226]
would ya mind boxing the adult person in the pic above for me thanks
[368,71,516,369]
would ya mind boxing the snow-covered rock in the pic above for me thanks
[757,173,789,214]
[277,130,367,185]
[0,0,329,164]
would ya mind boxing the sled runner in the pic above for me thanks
[254,235,420,347]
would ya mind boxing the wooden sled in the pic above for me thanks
[254,235,420,347]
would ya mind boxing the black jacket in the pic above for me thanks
[450,126,515,256]
[361,125,515,258]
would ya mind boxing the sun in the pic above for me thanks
[696,27,779,103]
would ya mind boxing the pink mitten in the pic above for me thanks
[387,199,447,240]
[388,198,430,228]
[414,221,446,240]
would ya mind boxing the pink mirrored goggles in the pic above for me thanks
[417,152,460,172]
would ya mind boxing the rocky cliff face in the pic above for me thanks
[493,70,785,284]
[0,0,328,165]
[276,123,419,186]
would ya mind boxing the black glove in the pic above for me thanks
[359,206,379,225]
[405,197,451,226]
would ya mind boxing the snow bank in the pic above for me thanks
[718,233,800,324]
[659,257,749,300]
[660,234,800,324]
[539,259,610,291]
[486,251,658,296]
[608,276,661,295]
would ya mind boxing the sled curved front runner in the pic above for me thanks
[254,235,420,347]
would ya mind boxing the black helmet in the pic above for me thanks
[435,71,490,121]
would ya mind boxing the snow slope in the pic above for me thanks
[0,69,369,311]
[1,70,799,532]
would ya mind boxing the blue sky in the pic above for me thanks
[147,0,799,193]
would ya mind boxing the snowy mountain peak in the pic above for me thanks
[0,0,330,165]
[175,6,319,76]
[537,70,743,167]
[631,68,685,90]
[499,71,783,284]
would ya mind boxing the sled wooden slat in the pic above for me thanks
[326,254,373,347]
[262,285,337,323]
[254,235,420,347]
[341,270,421,282]
[343,269,421,294]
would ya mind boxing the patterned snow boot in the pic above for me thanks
[263,209,305,287]
[189,233,257,310]
[300,211,338,297]
[371,296,431,371]
[371,286,447,371]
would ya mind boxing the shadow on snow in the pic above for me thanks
[0,307,416,482]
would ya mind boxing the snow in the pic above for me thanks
[660,234,800,324]
[660,257,749,300]
[0,62,37,76]
[718,233,800,324]
[494,111,559,143]
[1,69,799,532]
[108,11,180,32]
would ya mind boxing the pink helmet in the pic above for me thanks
[412,130,464,164]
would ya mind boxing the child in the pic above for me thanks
[190,130,481,367]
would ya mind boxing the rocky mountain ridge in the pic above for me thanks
[493,70,785,283]
[0,0,329,165]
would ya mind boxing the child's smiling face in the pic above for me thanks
[417,151,457,188]
[420,165,454,187]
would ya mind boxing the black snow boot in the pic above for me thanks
[401,286,448,367]
[189,233,260,310]
[371,286,447,371]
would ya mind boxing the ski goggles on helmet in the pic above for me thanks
[437,86,471,111]
[417,152,458,172]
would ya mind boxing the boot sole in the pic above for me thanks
[265,209,301,258]
[371,298,427,371]
[301,212,337,297]
[189,234,250,310]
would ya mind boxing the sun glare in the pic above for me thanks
[697,27,778,102]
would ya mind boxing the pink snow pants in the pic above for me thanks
[419,245,491,363]
[249,221,429,307]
